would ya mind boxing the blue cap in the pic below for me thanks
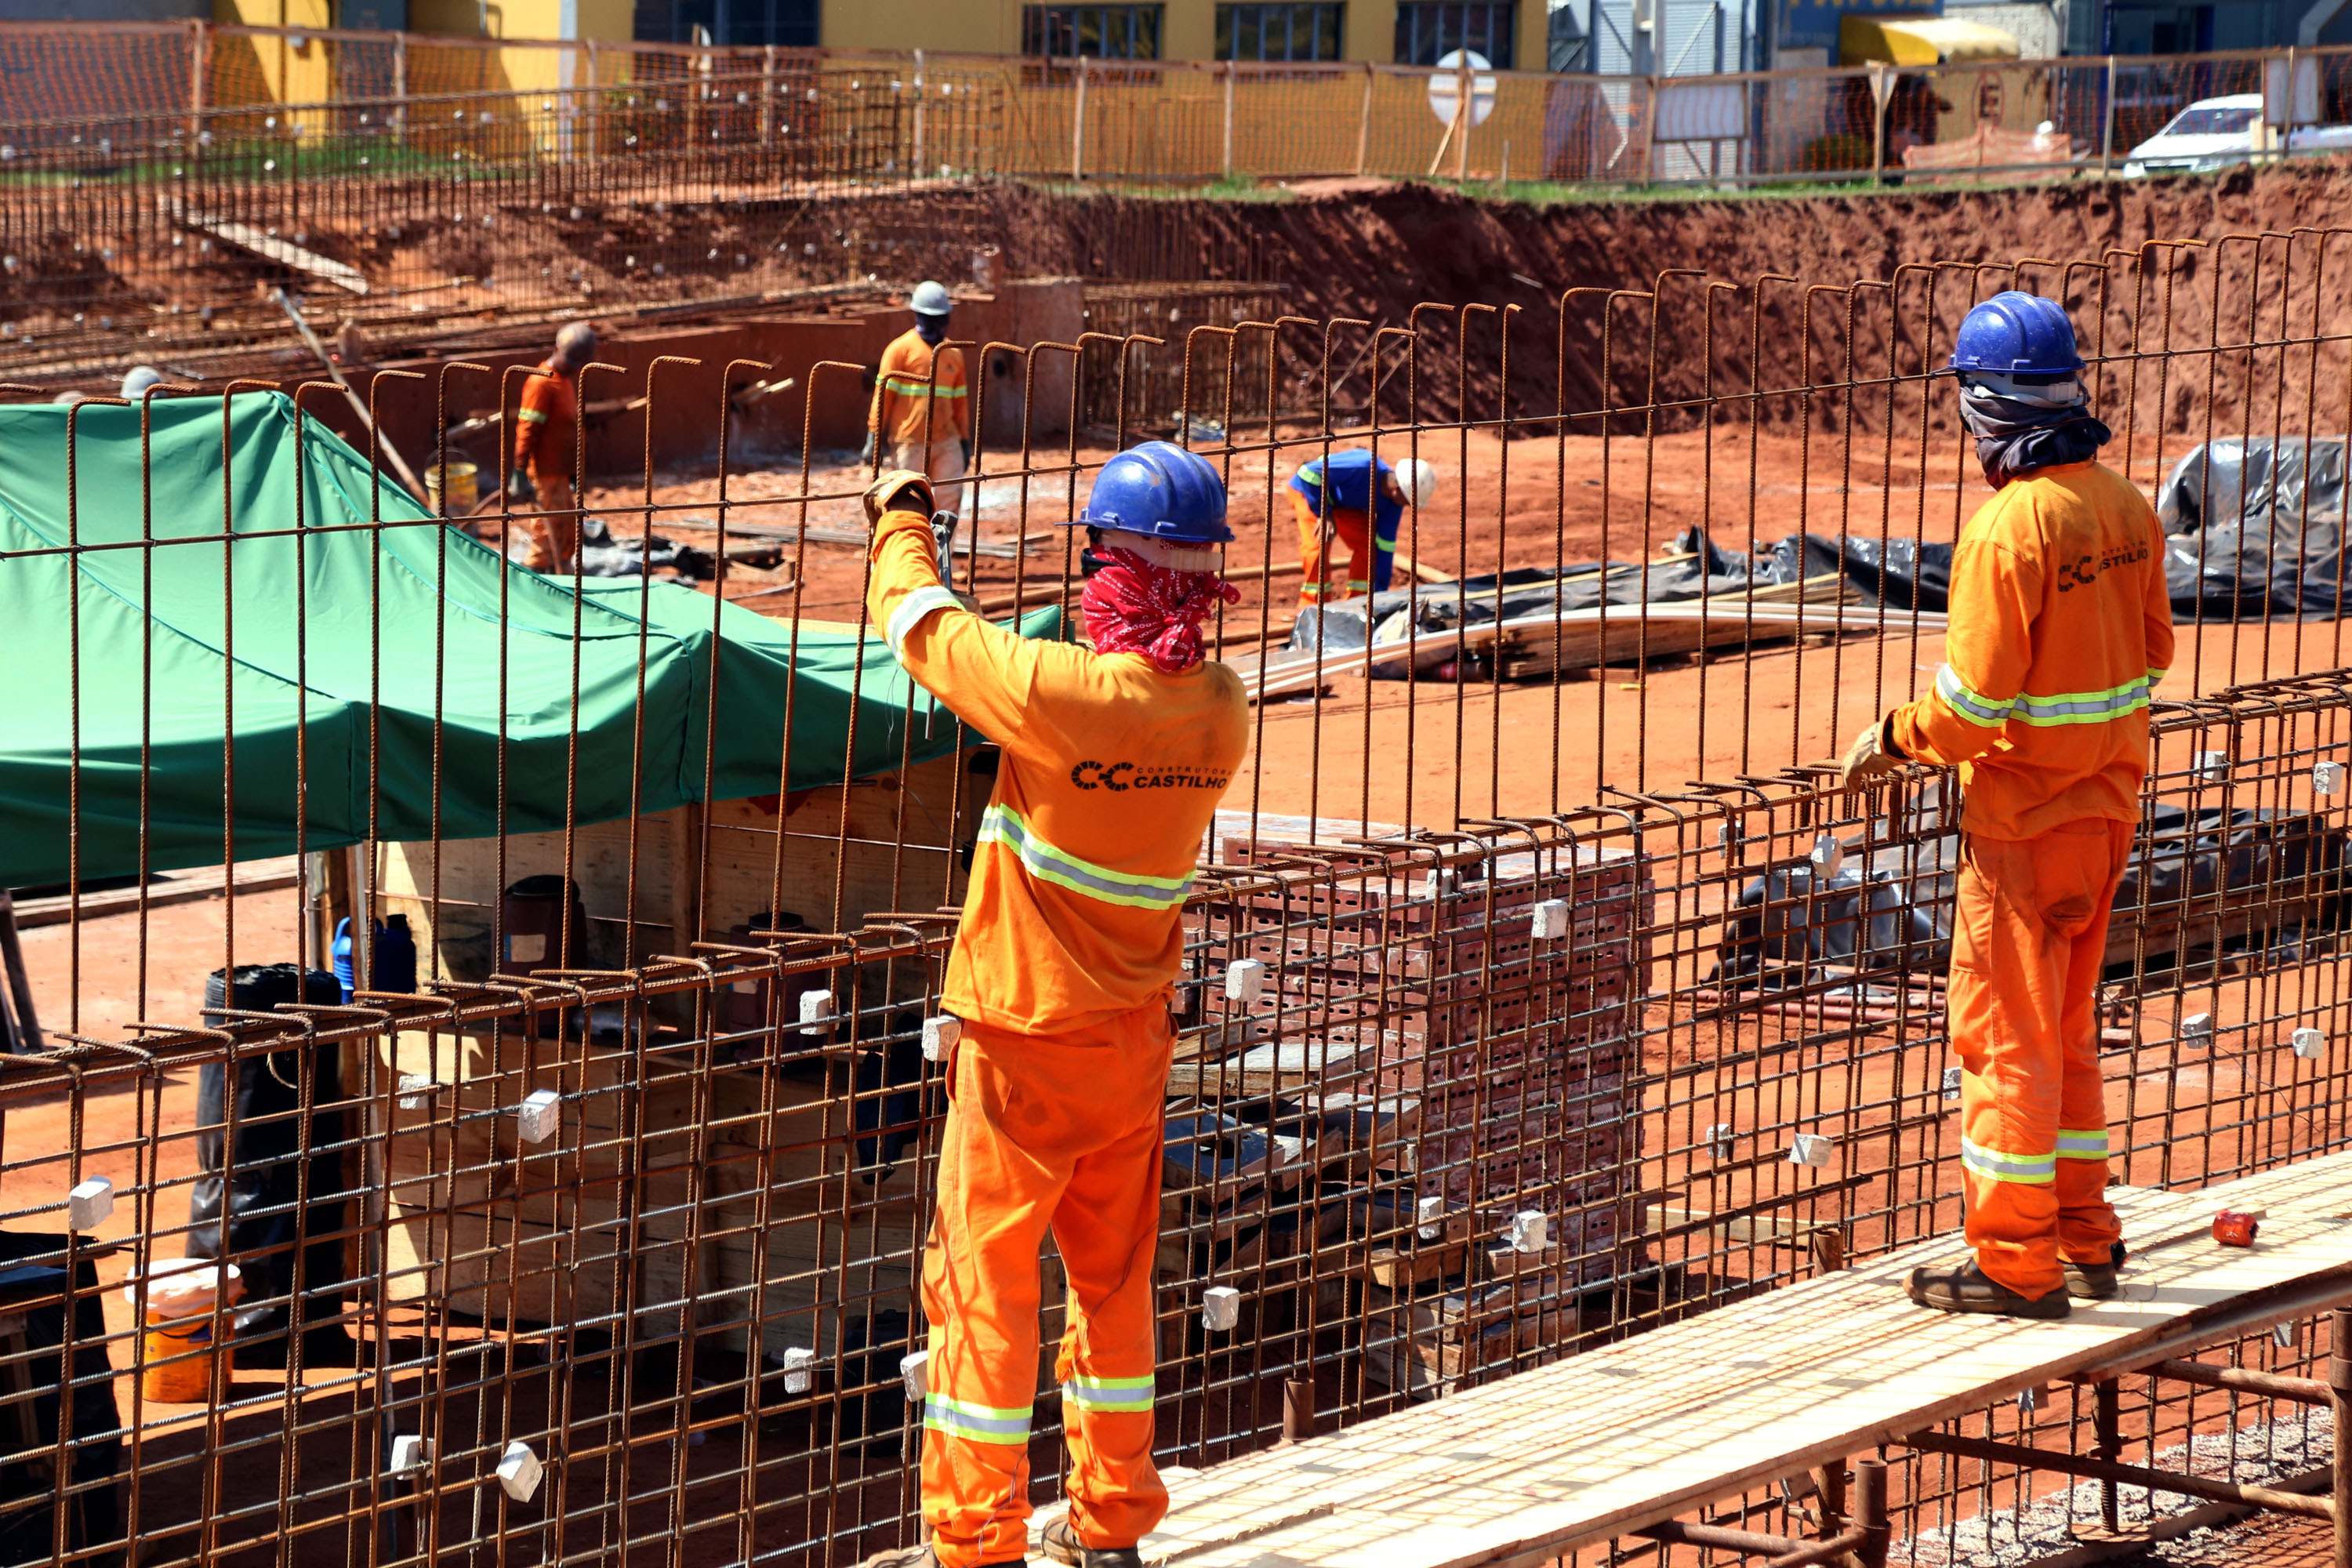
[1950,291,2084,378]
[1072,440,1232,545]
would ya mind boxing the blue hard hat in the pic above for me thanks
[1073,440,1232,545]
[1949,291,2083,377]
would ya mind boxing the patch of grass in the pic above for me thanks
[1032,175,1297,201]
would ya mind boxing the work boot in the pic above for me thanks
[857,1548,1024,1568]
[1039,1518,1142,1568]
[1906,1259,2071,1319]
[2063,1241,2128,1300]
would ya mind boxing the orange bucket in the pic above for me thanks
[123,1262,242,1405]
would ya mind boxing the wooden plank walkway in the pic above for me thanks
[1115,1149,2352,1568]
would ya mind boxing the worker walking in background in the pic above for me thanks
[857,443,1247,1568]
[1842,292,2173,1319]
[510,321,596,573]
[869,281,971,517]
[1290,446,1438,606]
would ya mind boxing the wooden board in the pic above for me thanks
[1117,1148,2352,1568]
[175,205,370,293]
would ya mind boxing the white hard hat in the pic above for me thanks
[909,280,953,317]
[121,365,164,400]
[1396,457,1439,508]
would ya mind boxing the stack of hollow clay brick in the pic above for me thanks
[1172,831,1652,1399]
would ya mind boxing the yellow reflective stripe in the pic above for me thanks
[922,1393,1032,1444]
[2055,1127,2111,1160]
[2009,674,2154,728]
[882,376,967,397]
[1936,664,2014,728]
[1961,1136,2056,1185]
[1063,1373,1156,1412]
[516,408,550,423]
[977,804,1192,910]
[887,585,963,657]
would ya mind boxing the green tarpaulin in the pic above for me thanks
[0,394,1058,887]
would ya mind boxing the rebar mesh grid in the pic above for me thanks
[0,228,2347,1567]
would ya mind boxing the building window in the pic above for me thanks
[1022,5,1167,58]
[1393,2,1515,67]
[1218,3,1345,60]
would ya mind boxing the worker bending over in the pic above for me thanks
[1842,292,2172,1319]
[858,442,1248,1568]
[1289,446,1437,605]
[510,321,596,573]
[869,281,971,515]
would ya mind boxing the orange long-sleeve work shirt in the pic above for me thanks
[869,329,969,446]
[866,507,1249,1035]
[1887,459,2176,841]
[513,358,579,488]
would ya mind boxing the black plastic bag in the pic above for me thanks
[186,964,350,1341]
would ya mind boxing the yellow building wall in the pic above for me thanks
[821,0,1551,74]
[822,0,1023,53]
[214,0,337,103]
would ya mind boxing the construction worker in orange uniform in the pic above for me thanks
[869,281,971,516]
[1289,447,1439,605]
[510,321,595,572]
[856,441,1249,1568]
[1842,292,2174,1319]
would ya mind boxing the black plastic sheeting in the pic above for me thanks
[1289,437,2352,654]
[2154,437,2352,617]
[1717,802,2349,982]
[1284,528,1955,658]
[575,517,716,579]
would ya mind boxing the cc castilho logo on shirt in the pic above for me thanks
[1069,760,1232,792]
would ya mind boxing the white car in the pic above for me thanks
[2124,92,2352,176]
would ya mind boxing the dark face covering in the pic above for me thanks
[1957,378,2111,488]
[914,313,949,346]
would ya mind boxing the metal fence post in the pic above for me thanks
[913,47,927,177]
[1356,60,1374,176]
[1639,74,1659,184]
[1073,53,1087,180]
[187,19,209,132]
[1455,55,1472,179]
[1868,62,1891,186]
[1222,58,1235,179]
[760,43,775,144]
[2100,53,2115,175]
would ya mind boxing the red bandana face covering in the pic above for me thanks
[1081,546,1240,674]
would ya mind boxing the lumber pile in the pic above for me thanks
[1164,835,1652,1396]
[1490,572,1858,679]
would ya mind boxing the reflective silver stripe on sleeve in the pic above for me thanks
[1935,664,2016,728]
[2009,675,2153,728]
[886,585,964,657]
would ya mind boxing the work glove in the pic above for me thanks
[506,468,534,506]
[863,468,933,526]
[1838,714,1906,790]
[859,431,878,467]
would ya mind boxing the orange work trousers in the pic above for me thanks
[1948,818,2133,1300]
[1291,490,1377,606]
[523,472,580,573]
[919,1008,1172,1568]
